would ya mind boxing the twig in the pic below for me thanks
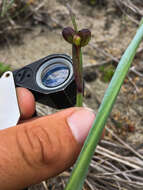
[93,156,131,181]
[42,181,48,190]
[130,66,143,77]
[100,139,129,150]
[115,0,140,25]
[96,176,143,186]
[96,145,142,169]
[50,16,64,29]
[106,127,143,160]
[25,0,46,19]
[88,42,143,79]
[96,168,143,177]
[117,0,143,16]
[83,59,113,69]
[0,25,32,35]
[128,76,140,93]
[89,43,119,63]
[85,179,96,190]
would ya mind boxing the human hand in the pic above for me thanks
[0,88,95,190]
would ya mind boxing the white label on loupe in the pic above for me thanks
[0,71,20,130]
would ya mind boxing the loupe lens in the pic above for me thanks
[41,63,69,88]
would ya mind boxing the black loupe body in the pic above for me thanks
[13,54,76,109]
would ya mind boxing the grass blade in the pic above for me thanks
[65,19,143,190]
[1,0,15,17]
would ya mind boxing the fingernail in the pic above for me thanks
[67,108,95,143]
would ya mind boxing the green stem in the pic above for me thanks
[66,2,78,32]
[71,15,78,33]
[72,45,83,107]
[67,5,78,32]
[65,19,143,190]
[76,92,83,107]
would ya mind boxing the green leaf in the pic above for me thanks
[65,19,143,190]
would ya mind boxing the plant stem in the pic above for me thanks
[65,19,143,190]
[72,45,83,107]
[66,3,78,32]
[65,5,85,106]
[76,93,83,107]
[71,15,78,32]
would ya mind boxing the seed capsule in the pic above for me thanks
[78,29,91,47]
[62,27,75,44]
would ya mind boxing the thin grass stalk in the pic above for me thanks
[1,0,16,17]
[71,14,78,33]
[1,0,7,17]
[65,19,143,190]
[66,2,78,33]
[6,0,15,12]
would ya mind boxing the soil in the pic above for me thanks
[0,0,143,189]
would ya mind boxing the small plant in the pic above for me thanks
[63,12,143,190]
[62,15,91,107]
[99,64,115,82]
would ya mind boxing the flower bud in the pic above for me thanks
[78,29,91,47]
[62,27,75,44]
[73,35,81,46]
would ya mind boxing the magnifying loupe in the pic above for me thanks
[13,54,76,109]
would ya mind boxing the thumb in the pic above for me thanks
[0,107,95,190]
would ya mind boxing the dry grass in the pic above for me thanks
[29,124,143,190]
[0,0,45,43]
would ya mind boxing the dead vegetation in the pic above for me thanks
[0,0,46,43]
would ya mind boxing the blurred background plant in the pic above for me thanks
[0,62,10,76]
[0,0,37,44]
[99,64,115,82]
[0,0,36,74]
[87,0,107,6]
[0,0,35,18]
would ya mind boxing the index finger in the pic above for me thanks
[16,87,36,120]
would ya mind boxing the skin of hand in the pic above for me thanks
[0,88,95,190]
